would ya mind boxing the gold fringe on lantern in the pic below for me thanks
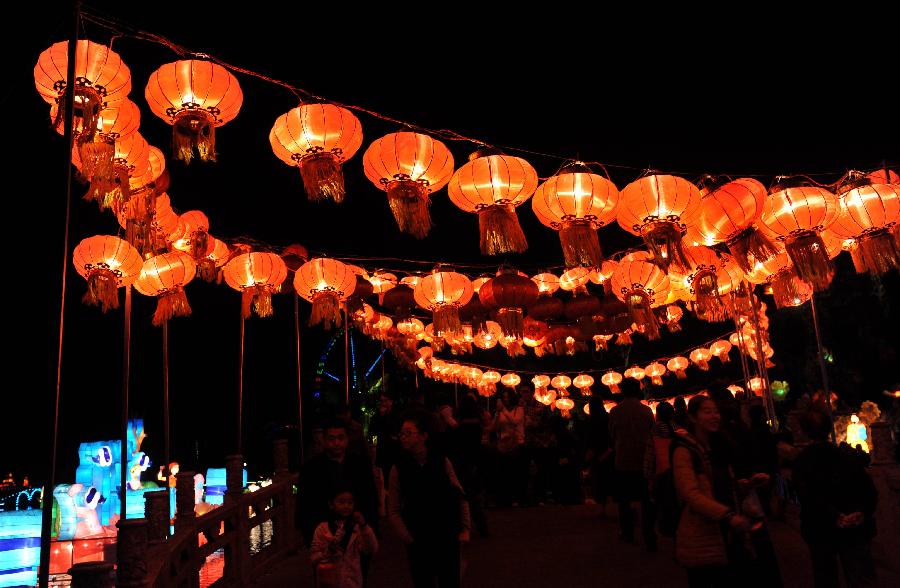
[85,164,130,212]
[387,180,431,239]
[769,270,809,309]
[309,291,341,329]
[54,88,102,142]
[153,288,192,326]
[559,221,602,268]
[651,375,663,386]
[173,110,216,164]
[640,221,691,271]
[198,259,217,283]
[191,231,210,261]
[626,291,661,341]
[478,204,528,255]
[78,140,115,184]
[496,308,525,340]
[674,369,687,379]
[692,269,728,323]
[616,331,633,346]
[784,232,834,291]
[123,187,157,225]
[241,286,274,319]
[433,305,462,338]
[505,340,525,357]
[851,229,900,275]
[300,152,345,203]
[83,270,119,312]
[124,220,151,258]
[727,226,780,274]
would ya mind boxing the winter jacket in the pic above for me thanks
[310,519,378,588]
[672,432,732,568]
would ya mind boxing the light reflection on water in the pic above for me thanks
[249,520,273,554]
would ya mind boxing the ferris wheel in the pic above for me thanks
[314,326,387,407]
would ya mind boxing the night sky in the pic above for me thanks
[7,5,898,488]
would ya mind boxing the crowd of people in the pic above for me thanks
[294,381,884,588]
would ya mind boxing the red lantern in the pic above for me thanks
[501,373,521,388]
[293,258,357,328]
[270,103,363,203]
[479,269,539,340]
[223,252,288,318]
[413,269,473,337]
[72,132,151,213]
[611,259,670,340]
[527,295,563,321]
[35,40,132,141]
[667,356,689,379]
[199,238,231,282]
[559,267,591,292]
[645,362,666,386]
[669,246,729,323]
[281,244,309,272]
[624,366,646,388]
[829,172,900,275]
[532,164,619,267]
[134,252,196,326]
[363,132,454,238]
[447,150,538,254]
[601,370,622,393]
[759,181,839,291]
[573,374,594,396]
[145,60,244,163]
[72,235,143,312]
[710,340,732,363]
[690,348,711,371]
[170,211,214,262]
[531,272,560,296]
[617,174,702,270]
[689,177,778,273]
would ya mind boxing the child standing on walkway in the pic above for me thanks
[310,488,379,588]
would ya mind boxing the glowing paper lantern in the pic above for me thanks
[601,370,622,393]
[593,334,613,351]
[145,60,243,163]
[447,150,538,254]
[222,252,287,318]
[269,103,363,202]
[573,374,594,396]
[472,275,491,293]
[72,235,143,312]
[645,362,667,386]
[669,246,728,323]
[611,259,670,340]
[759,182,839,291]
[479,269,539,340]
[710,340,733,363]
[414,269,473,337]
[501,373,521,388]
[531,272,560,295]
[689,177,778,273]
[662,304,683,332]
[667,356,689,379]
[532,164,619,267]
[559,267,591,292]
[397,317,425,337]
[690,348,712,371]
[293,258,357,328]
[72,132,151,213]
[624,365,646,383]
[363,132,454,238]
[473,321,502,349]
[35,40,132,138]
[551,375,572,394]
[748,377,765,396]
[555,397,575,413]
[617,173,702,270]
[829,173,900,275]
[134,252,196,326]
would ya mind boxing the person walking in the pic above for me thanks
[388,410,471,588]
[310,488,379,588]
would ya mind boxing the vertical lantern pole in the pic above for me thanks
[162,319,171,494]
[809,293,837,443]
[40,4,80,586]
[748,292,775,425]
[121,286,132,521]
[238,315,245,455]
[344,310,350,406]
[294,294,304,464]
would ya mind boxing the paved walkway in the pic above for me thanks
[255,503,900,587]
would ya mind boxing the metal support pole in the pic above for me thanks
[748,291,775,425]
[238,315,245,455]
[344,315,350,406]
[809,293,837,443]
[40,5,80,586]
[163,318,171,504]
[294,294,304,464]
[120,286,132,521]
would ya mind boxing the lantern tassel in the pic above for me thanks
[78,140,115,184]
[54,87,101,142]
[674,369,687,380]
[247,286,274,318]
[83,270,119,312]
[191,231,210,261]
[173,111,216,164]
[769,270,810,309]
[310,291,341,329]
[784,232,834,291]
[478,205,528,255]
[641,221,691,271]
[198,259,217,283]
[153,289,192,326]
[728,226,780,274]
[626,292,661,341]
[387,180,431,239]
[496,308,525,340]
[504,340,526,357]
[851,229,900,275]
[651,376,663,386]
[693,270,728,323]
[433,305,462,338]
[616,331,633,346]
[559,221,602,268]
[300,152,345,203]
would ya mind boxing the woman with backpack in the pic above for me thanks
[672,396,754,587]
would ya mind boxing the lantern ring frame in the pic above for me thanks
[620,284,658,303]
[775,227,826,241]
[380,175,431,187]
[53,78,108,98]
[165,103,223,123]
[84,263,124,278]
[291,147,345,163]
[634,216,687,233]
[473,199,514,211]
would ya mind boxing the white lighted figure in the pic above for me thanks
[70,484,103,536]
[846,415,869,453]
[91,446,113,467]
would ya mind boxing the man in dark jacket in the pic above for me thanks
[297,419,380,548]
[793,407,878,588]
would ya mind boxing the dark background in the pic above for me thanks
[5,4,898,488]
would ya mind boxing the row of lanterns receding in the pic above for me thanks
[39,41,900,285]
